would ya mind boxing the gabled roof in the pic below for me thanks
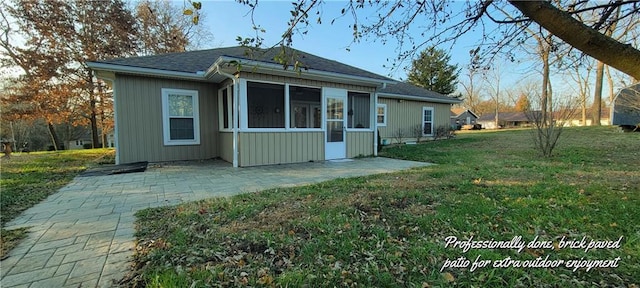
[477,112,531,122]
[451,108,479,118]
[88,46,461,104]
[378,82,461,104]
[90,46,392,82]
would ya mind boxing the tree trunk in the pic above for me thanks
[605,66,614,124]
[581,101,586,126]
[541,50,550,123]
[495,101,499,129]
[47,122,62,150]
[592,61,604,126]
[508,0,640,79]
[90,99,99,148]
[87,73,100,148]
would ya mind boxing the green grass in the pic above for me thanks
[0,149,115,258]
[125,126,639,287]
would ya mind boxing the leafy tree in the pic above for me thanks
[514,94,531,112]
[406,47,459,95]
[2,0,207,149]
[1,0,138,148]
[459,59,482,114]
[135,0,213,55]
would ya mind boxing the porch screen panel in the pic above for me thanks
[290,86,321,129]
[247,82,285,128]
[347,92,370,128]
[222,88,229,128]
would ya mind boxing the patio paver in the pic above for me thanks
[1,157,429,287]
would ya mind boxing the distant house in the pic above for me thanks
[65,132,115,150]
[558,108,610,126]
[87,46,461,166]
[477,112,532,129]
[612,83,640,129]
[65,138,90,150]
[450,108,479,129]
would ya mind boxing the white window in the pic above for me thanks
[376,104,387,126]
[162,88,200,145]
[422,107,434,136]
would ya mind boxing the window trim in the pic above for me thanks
[162,88,200,146]
[422,106,434,137]
[376,103,387,127]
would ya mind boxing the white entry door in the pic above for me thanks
[324,88,346,160]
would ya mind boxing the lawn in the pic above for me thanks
[125,126,639,287]
[0,149,115,258]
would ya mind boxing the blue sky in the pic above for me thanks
[192,1,640,106]
[196,1,530,86]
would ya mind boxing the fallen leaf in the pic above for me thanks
[443,272,455,282]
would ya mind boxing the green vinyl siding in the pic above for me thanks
[239,132,323,166]
[377,97,451,143]
[347,131,374,158]
[114,74,218,163]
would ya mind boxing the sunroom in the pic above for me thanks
[214,70,383,167]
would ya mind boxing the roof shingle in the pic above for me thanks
[97,46,392,81]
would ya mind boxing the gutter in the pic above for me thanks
[209,56,396,87]
[378,92,462,104]
[86,61,205,81]
[213,64,239,168]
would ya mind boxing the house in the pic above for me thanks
[87,46,460,167]
[65,132,115,150]
[612,83,640,129]
[450,108,479,129]
[558,108,610,126]
[477,112,532,129]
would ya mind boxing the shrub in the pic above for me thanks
[411,124,423,143]
[392,128,405,144]
[432,126,455,140]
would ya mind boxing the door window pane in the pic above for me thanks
[327,121,344,142]
[327,98,343,120]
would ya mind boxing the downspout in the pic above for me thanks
[99,75,119,164]
[215,65,239,168]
